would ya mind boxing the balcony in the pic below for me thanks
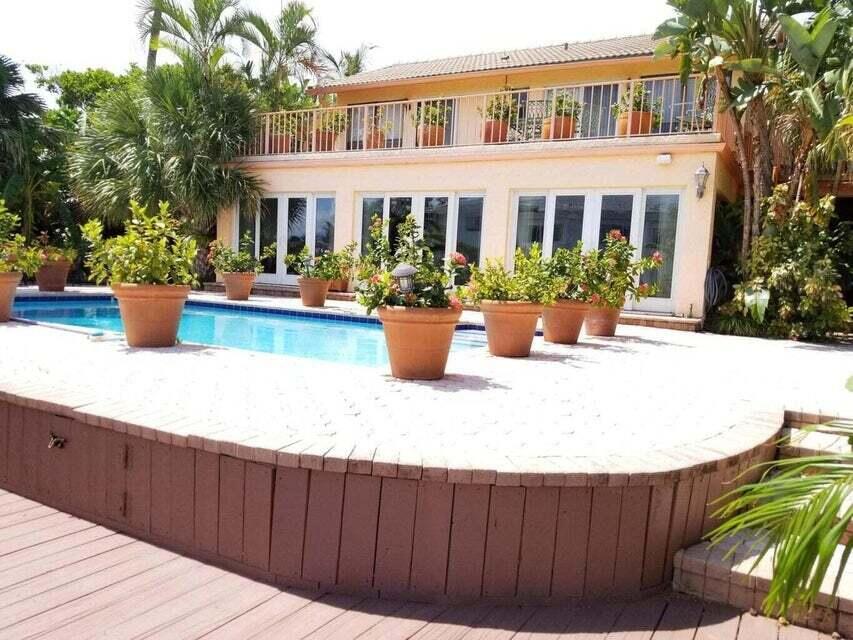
[241,76,719,159]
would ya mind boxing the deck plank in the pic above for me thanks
[650,597,704,639]
[201,589,323,639]
[694,602,742,640]
[736,612,780,639]
[352,601,448,640]
[249,593,364,640]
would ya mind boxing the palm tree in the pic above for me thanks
[324,43,375,79]
[137,0,246,74]
[710,420,852,617]
[0,56,44,169]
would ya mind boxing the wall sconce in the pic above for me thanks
[391,263,416,294]
[695,163,710,199]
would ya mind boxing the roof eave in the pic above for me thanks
[309,51,655,96]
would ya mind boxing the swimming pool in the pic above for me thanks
[12,297,487,367]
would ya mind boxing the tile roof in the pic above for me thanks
[316,34,657,92]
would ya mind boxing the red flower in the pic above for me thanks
[449,252,467,267]
[651,250,663,265]
[370,274,381,284]
[449,296,463,311]
[590,293,601,305]
[637,283,651,295]
[608,229,624,241]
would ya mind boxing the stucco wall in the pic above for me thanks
[219,145,723,318]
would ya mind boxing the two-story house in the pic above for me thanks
[218,33,740,321]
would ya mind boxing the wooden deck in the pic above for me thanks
[0,490,834,640]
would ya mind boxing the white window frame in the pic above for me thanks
[633,189,684,313]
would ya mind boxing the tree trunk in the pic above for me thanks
[749,100,774,246]
[146,9,161,73]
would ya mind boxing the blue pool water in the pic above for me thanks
[12,298,486,367]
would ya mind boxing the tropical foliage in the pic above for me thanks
[0,200,41,275]
[207,232,273,274]
[462,244,563,305]
[584,230,662,308]
[82,200,197,286]
[710,419,852,618]
[283,245,339,279]
[547,242,587,301]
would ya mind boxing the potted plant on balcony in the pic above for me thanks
[284,246,338,307]
[82,200,197,348]
[414,101,450,147]
[0,201,41,322]
[543,92,582,140]
[481,91,518,143]
[542,242,591,344]
[365,107,392,149]
[583,229,662,336]
[461,244,563,357]
[34,232,78,292]
[357,214,465,380]
[207,232,275,301]
[612,82,662,136]
[267,115,296,154]
[314,109,347,151]
[329,242,358,292]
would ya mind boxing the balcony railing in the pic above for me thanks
[241,75,718,158]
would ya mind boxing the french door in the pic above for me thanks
[237,194,336,284]
[511,189,682,312]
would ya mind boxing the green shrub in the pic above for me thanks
[462,244,564,305]
[207,232,274,274]
[482,91,518,124]
[584,230,662,308]
[0,200,42,276]
[284,246,338,279]
[611,82,663,125]
[413,101,451,127]
[549,92,582,119]
[81,201,197,286]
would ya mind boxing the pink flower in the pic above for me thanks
[449,297,463,311]
[651,250,663,265]
[608,229,624,241]
[637,283,651,296]
[589,293,601,306]
[370,274,381,284]
[449,252,467,267]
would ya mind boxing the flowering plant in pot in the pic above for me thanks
[461,244,564,357]
[207,232,276,301]
[543,92,582,140]
[480,90,518,143]
[284,246,338,307]
[33,231,78,292]
[542,242,591,344]
[583,229,662,336]
[81,200,197,348]
[0,201,41,322]
[413,101,450,147]
[611,82,662,136]
[357,214,465,380]
[327,242,358,292]
[314,109,347,151]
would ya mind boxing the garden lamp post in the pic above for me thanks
[391,263,416,294]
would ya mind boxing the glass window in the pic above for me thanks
[599,194,634,248]
[640,194,679,298]
[315,197,335,254]
[361,197,384,254]
[423,197,449,264]
[456,197,483,284]
[286,197,307,274]
[516,196,546,253]
[553,195,584,251]
[258,198,278,274]
[388,197,412,252]
[237,201,256,253]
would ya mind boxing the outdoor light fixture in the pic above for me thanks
[695,163,710,199]
[392,263,417,294]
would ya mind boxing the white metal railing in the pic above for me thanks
[241,76,718,157]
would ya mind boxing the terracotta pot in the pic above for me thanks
[111,283,190,348]
[542,116,577,140]
[479,300,543,357]
[297,277,331,307]
[543,300,591,344]
[0,272,22,322]
[365,130,386,149]
[417,124,445,147]
[483,120,509,143]
[314,131,338,151]
[35,260,72,292]
[585,306,622,337]
[267,132,291,154]
[329,278,349,292]
[221,272,255,301]
[378,306,462,380]
[616,111,654,136]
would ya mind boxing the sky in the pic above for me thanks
[2,0,676,100]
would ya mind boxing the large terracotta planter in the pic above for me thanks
[585,306,622,337]
[0,272,22,322]
[616,111,654,136]
[542,116,577,140]
[543,300,591,344]
[483,120,509,143]
[314,131,338,152]
[479,300,543,357]
[112,283,190,348]
[221,272,255,301]
[365,130,386,149]
[378,306,462,380]
[417,124,445,147]
[267,132,291,154]
[35,260,72,292]
[297,277,331,307]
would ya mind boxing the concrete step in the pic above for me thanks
[673,532,852,637]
